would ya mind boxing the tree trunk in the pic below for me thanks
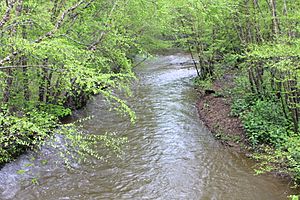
[270,0,280,36]
[3,69,13,103]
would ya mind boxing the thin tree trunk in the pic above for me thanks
[283,0,292,37]
[188,46,201,77]
[270,0,280,36]
[46,71,53,103]
[248,67,256,94]
[3,69,13,103]
[39,59,48,102]
[20,0,30,101]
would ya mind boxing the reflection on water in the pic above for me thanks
[0,53,298,200]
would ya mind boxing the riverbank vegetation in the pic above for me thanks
[0,0,171,165]
[178,0,300,187]
[1,0,300,193]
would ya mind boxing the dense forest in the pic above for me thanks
[1,0,300,193]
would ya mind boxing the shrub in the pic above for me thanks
[242,99,291,146]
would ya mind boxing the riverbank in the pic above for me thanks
[195,68,300,194]
[196,69,247,150]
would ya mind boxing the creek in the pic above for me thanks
[0,54,297,200]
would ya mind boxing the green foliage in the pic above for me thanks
[289,195,299,200]
[0,0,167,166]
[50,125,128,167]
[170,0,300,189]
[247,39,300,61]
[38,104,72,118]
[242,99,290,146]
[0,109,55,164]
[231,73,300,184]
[193,77,212,90]
[284,136,300,182]
[0,106,128,166]
[230,74,256,116]
[16,169,26,175]
[231,98,250,117]
[223,53,242,68]
[1,0,300,190]
[250,136,300,183]
[31,177,39,185]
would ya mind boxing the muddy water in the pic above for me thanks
[0,54,298,200]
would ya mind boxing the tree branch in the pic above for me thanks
[88,0,120,51]
[0,64,66,72]
[35,0,86,43]
[0,0,86,66]
[0,0,17,29]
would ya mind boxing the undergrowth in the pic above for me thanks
[231,73,300,185]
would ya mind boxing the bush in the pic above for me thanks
[38,104,72,118]
[284,136,300,182]
[231,98,250,117]
[193,76,212,90]
[242,99,291,146]
[0,110,56,164]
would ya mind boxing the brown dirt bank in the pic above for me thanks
[196,70,249,151]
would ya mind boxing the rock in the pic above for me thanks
[204,89,216,95]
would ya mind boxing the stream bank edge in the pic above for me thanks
[195,69,298,188]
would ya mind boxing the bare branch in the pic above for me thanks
[83,0,96,9]
[0,0,17,29]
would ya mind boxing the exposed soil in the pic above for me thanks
[196,70,248,150]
